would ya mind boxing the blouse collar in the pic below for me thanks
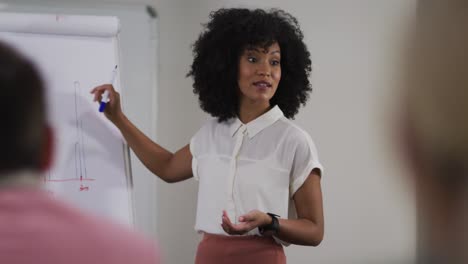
[229,105,284,139]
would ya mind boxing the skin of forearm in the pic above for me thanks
[113,113,174,181]
[275,218,324,246]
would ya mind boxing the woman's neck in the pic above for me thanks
[238,101,271,124]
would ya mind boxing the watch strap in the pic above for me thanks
[259,212,280,236]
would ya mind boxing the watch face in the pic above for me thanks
[271,216,279,234]
[260,213,279,236]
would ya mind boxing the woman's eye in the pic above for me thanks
[247,56,257,63]
[271,60,280,66]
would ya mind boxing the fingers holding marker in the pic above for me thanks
[90,84,112,102]
[91,65,118,112]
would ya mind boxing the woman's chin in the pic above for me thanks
[248,97,272,106]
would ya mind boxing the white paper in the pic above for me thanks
[0,13,133,226]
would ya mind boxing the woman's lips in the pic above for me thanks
[253,81,272,88]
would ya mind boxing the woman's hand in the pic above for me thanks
[90,84,124,124]
[221,210,271,235]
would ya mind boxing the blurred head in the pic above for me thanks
[402,0,468,261]
[0,41,52,175]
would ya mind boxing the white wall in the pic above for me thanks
[0,1,418,263]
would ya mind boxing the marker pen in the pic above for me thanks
[99,65,118,112]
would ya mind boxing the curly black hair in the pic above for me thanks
[187,8,312,122]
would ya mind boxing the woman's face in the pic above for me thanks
[237,42,281,107]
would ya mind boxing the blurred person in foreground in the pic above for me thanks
[401,1,468,263]
[0,40,160,264]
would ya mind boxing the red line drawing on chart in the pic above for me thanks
[45,81,95,191]
[46,177,95,183]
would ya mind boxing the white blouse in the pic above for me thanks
[190,106,323,238]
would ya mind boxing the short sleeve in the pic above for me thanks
[189,136,199,181]
[289,131,323,197]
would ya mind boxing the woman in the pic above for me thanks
[92,8,324,263]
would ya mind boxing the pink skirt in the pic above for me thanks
[195,233,286,264]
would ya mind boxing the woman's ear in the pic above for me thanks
[39,125,54,172]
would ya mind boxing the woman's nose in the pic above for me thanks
[256,63,271,77]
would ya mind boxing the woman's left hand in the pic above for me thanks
[221,210,270,235]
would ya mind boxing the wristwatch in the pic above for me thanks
[259,212,280,236]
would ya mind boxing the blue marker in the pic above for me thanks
[99,65,118,112]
